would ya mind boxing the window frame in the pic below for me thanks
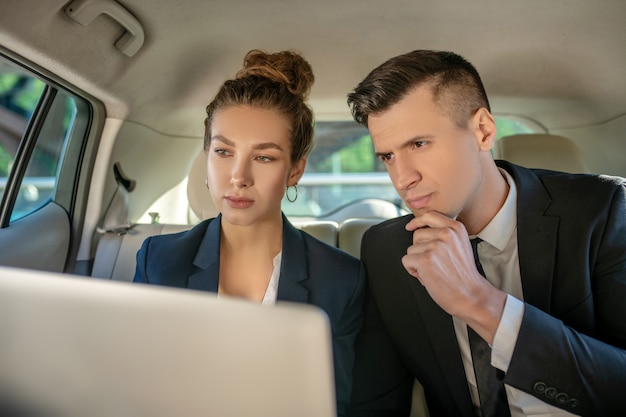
[0,46,105,272]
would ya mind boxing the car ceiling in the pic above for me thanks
[1,0,625,138]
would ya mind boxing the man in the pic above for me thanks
[347,50,626,417]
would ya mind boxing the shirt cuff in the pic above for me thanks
[491,294,524,372]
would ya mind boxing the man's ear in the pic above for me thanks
[288,158,307,186]
[472,107,497,151]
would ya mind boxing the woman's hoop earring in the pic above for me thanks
[286,184,298,203]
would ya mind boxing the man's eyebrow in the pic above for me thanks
[400,135,433,148]
[374,135,433,157]
[210,135,285,152]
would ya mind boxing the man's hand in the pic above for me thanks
[403,211,507,344]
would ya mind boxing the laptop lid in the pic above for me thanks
[0,266,336,417]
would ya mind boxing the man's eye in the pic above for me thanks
[377,153,393,162]
[413,141,427,148]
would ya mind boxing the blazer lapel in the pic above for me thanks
[188,215,221,292]
[276,215,309,303]
[499,161,559,312]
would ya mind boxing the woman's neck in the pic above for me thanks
[217,214,284,302]
[220,215,283,257]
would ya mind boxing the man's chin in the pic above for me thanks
[406,207,459,220]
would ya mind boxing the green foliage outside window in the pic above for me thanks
[0,145,10,177]
[495,118,533,140]
[313,134,379,173]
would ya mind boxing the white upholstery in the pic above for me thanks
[293,221,339,247]
[338,218,382,258]
[321,198,408,223]
[93,224,190,281]
[493,133,590,173]
[187,149,219,221]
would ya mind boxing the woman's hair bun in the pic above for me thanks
[235,49,314,99]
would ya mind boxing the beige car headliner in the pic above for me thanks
[1,0,625,138]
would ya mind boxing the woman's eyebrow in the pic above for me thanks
[211,134,233,146]
[253,142,285,152]
[211,135,285,152]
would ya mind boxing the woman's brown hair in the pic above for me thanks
[204,49,315,163]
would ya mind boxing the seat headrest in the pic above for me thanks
[186,150,219,221]
[493,133,590,173]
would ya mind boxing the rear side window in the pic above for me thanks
[0,57,90,224]
[495,117,535,139]
[282,121,399,217]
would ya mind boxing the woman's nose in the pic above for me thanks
[230,159,252,188]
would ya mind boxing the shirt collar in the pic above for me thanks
[473,168,517,251]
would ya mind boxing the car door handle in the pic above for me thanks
[64,0,145,57]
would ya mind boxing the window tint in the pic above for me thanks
[0,57,90,223]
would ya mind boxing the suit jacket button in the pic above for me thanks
[545,387,558,399]
[533,382,547,393]
[569,398,580,409]
[556,393,569,404]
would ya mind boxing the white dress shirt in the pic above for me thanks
[261,251,281,305]
[452,169,578,417]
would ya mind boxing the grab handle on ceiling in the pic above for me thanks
[64,0,145,57]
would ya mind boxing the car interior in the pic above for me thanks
[1,0,625,416]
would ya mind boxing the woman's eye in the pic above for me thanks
[256,155,274,162]
[214,148,229,156]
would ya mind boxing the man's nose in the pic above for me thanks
[392,155,421,190]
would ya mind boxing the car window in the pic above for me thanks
[494,117,535,139]
[281,118,537,218]
[0,56,90,223]
[282,121,397,217]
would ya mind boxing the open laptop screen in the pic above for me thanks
[0,266,336,417]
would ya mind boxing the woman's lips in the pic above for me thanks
[225,196,254,209]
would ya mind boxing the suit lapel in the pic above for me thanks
[499,161,559,312]
[276,215,309,303]
[188,215,221,292]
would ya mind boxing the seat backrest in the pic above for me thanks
[338,218,382,258]
[187,149,219,221]
[320,198,407,223]
[293,220,339,247]
[493,133,590,173]
[91,163,134,279]
[94,223,191,281]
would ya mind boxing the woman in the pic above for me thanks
[133,49,364,416]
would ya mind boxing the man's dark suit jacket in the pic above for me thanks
[133,214,365,417]
[349,161,626,417]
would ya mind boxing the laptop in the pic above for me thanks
[0,266,336,417]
